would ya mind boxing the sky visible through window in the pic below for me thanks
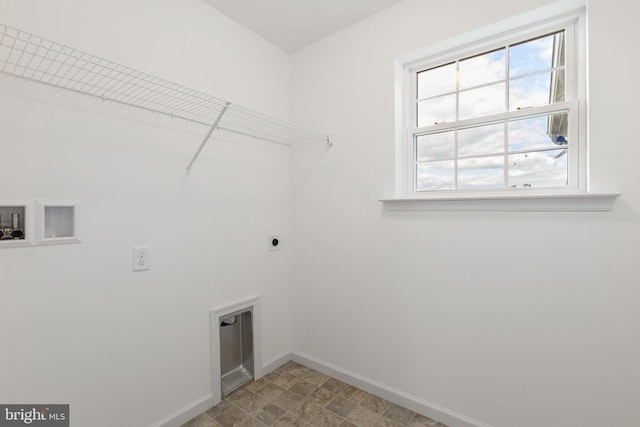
[415,31,568,191]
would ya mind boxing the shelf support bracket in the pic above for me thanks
[186,102,230,174]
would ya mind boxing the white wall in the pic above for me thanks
[0,1,293,426]
[2,1,639,426]
[291,0,640,426]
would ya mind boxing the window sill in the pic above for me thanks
[380,193,620,211]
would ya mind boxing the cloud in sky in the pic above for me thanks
[417,30,563,125]
[416,147,568,191]
[508,150,567,187]
[459,49,505,89]
[416,115,569,191]
[509,33,557,77]
[458,122,503,157]
[415,31,568,191]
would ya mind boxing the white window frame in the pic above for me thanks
[389,1,613,211]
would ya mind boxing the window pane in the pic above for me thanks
[509,32,563,77]
[508,113,569,151]
[416,161,454,191]
[410,26,576,195]
[458,156,504,190]
[458,122,504,157]
[509,70,564,110]
[459,83,505,120]
[508,149,568,188]
[417,62,456,99]
[416,130,454,161]
[459,49,505,90]
[417,94,456,126]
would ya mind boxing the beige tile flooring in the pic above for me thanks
[180,361,449,427]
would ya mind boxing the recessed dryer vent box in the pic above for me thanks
[36,200,81,245]
[219,307,254,398]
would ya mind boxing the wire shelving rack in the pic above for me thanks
[0,23,331,172]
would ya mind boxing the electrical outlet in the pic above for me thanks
[133,245,150,272]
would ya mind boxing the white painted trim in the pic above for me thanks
[170,349,495,427]
[291,351,493,427]
[262,350,292,375]
[396,0,586,68]
[148,393,213,427]
[210,295,262,406]
[35,200,81,246]
[149,349,507,427]
[395,0,588,198]
[380,192,619,211]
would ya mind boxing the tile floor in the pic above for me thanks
[180,361,449,427]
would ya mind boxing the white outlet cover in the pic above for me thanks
[133,245,150,272]
[268,235,281,251]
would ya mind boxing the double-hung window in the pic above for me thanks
[398,8,586,197]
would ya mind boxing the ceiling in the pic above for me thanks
[201,0,405,53]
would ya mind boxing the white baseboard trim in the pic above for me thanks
[262,350,293,377]
[148,351,292,427]
[148,351,492,427]
[291,351,493,427]
[148,394,213,427]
